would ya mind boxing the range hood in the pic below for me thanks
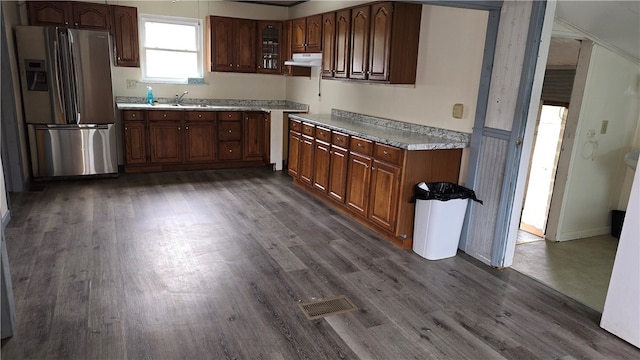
[284,53,322,67]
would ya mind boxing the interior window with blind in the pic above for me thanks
[139,14,203,83]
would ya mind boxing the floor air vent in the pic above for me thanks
[298,295,357,320]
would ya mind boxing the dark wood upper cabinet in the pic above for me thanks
[73,2,110,30]
[111,5,139,67]
[257,21,282,74]
[27,1,72,27]
[349,1,421,84]
[334,9,351,79]
[321,13,336,78]
[349,5,370,81]
[210,16,256,73]
[291,14,322,53]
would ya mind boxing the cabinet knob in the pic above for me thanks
[185,126,189,130]
[118,57,122,61]
[132,113,136,117]
[230,63,233,66]
[236,64,239,67]
[178,127,181,130]
[74,22,78,26]
[229,149,233,153]
[383,150,389,155]
[228,114,232,118]
[357,143,362,147]
[163,114,167,118]
[228,130,232,133]
[198,114,202,118]
[124,127,128,130]
[372,167,376,171]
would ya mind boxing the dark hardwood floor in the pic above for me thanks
[2,168,638,359]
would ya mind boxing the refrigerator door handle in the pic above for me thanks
[49,31,67,125]
[67,31,82,124]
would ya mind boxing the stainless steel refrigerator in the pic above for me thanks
[15,26,117,178]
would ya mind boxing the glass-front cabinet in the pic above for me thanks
[257,21,282,74]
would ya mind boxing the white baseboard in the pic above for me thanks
[556,226,611,241]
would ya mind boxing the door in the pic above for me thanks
[346,152,372,217]
[299,135,315,186]
[243,112,264,160]
[349,6,369,80]
[288,130,301,177]
[368,160,400,232]
[291,18,306,53]
[124,122,147,164]
[321,13,335,78]
[210,16,234,72]
[305,15,322,52]
[185,122,216,162]
[328,145,348,203]
[368,2,392,82]
[235,19,256,72]
[257,22,282,74]
[149,122,182,163]
[68,29,115,124]
[111,5,139,67]
[313,140,331,193]
[27,1,72,27]
[334,9,351,79]
[72,3,110,30]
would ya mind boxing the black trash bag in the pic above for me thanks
[412,182,483,204]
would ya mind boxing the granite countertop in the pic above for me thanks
[289,110,470,151]
[115,97,309,113]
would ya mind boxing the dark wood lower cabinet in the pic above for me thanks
[122,110,270,173]
[287,118,462,250]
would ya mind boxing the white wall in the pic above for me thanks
[109,0,288,100]
[553,44,640,241]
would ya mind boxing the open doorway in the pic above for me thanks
[519,104,568,241]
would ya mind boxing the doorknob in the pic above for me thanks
[516,137,523,146]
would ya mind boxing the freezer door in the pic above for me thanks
[28,124,117,177]
[66,29,115,124]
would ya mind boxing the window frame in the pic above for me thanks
[139,13,203,84]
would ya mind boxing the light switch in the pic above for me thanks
[600,120,609,134]
[452,103,463,119]
[126,79,137,89]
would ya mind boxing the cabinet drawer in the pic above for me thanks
[374,143,403,166]
[148,110,182,121]
[219,141,242,160]
[218,111,241,121]
[122,110,144,121]
[289,119,301,132]
[218,121,242,141]
[186,111,215,121]
[302,122,315,136]
[316,127,331,142]
[332,131,349,148]
[349,136,373,155]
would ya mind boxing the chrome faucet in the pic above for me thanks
[175,91,188,105]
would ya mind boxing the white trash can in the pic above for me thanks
[411,182,481,260]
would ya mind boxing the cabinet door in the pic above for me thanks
[27,1,72,27]
[243,113,264,161]
[149,122,183,163]
[185,122,216,162]
[313,140,331,193]
[368,160,400,232]
[306,14,322,53]
[328,146,348,203]
[257,22,282,74]
[73,3,110,30]
[282,20,293,76]
[124,122,147,165]
[299,135,315,186]
[368,2,393,82]
[288,130,301,177]
[210,16,234,72]
[334,9,351,79]
[111,5,139,67]
[235,19,256,72]
[321,13,336,78]
[346,152,372,217]
[349,6,370,80]
[291,18,306,53]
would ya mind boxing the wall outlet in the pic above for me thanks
[587,129,596,138]
[452,103,464,119]
[600,120,609,134]
[126,79,138,89]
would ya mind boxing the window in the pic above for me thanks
[139,14,203,83]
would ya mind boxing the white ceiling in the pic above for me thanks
[554,0,640,63]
